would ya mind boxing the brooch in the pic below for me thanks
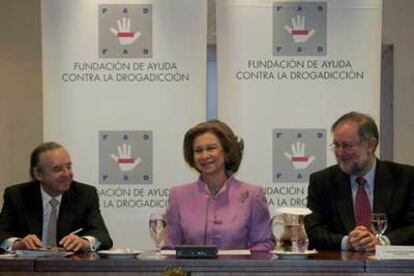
[240,191,249,203]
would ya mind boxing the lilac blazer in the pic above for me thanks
[164,176,274,251]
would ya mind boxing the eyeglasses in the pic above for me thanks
[329,140,364,151]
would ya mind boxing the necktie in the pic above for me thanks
[354,177,371,228]
[47,198,59,247]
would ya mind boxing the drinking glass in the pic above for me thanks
[370,213,387,245]
[149,213,166,256]
[271,213,309,252]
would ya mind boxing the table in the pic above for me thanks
[0,251,413,275]
[0,257,33,272]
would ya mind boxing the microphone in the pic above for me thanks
[203,194,211,245]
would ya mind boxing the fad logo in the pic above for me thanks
[99,131,153,184]
[273,129,326,183]
[273,2,326,56]
[99,5,153,58]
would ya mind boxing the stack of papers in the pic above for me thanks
[0,252,16,259]
[15,248,73,258]
[375,246,414,260]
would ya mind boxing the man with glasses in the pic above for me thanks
[305,112,414,251]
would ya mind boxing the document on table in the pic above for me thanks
[375,246,414,260]
[0,252,16,259]
[15,248,73,258]
[218,250,251,255]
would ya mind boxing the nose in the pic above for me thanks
[62,167,72,178]
[200,149,210,159]
[334,147,343,154]
[335,147,348,159]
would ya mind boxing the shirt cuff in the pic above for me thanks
[82,236,101,251]
[341,235,350,251]
[1,237,20,252]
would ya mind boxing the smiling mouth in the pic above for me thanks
[200,159,214,165]
[59,178,72,186]
[337,155,351,161]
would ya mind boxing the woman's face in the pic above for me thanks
[192,132,226,177]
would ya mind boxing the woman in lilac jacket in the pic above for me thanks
[164,120,274,251]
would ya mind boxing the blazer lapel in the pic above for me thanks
[373,160,393,212]
[333,168,355,233]
[23,183,43,238]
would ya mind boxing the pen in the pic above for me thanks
[70,228,83,235]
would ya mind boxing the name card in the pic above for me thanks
[376,246,414,260]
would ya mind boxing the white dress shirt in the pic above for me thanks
[0,186,99,251]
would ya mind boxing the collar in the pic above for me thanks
[40,185,62,209]
[350,159,377,188]
[197,173,235,197]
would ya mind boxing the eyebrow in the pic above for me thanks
[50,161,72,169]
[193,143,219,149]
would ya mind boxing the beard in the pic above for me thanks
[337,154,371,176]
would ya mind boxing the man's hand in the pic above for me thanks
[349,225,377,251]
[12,234,42,250]
[59,234,90,252]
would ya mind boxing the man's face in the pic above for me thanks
[34,148,73,197]
[332,122,376,176]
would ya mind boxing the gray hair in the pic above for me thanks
[30,141,64,180]
[332,111,379,143]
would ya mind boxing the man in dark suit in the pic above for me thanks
[0,142,112,251]
[305,112,414,251]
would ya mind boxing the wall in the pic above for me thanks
[0,0,42,202]
[0,0,413,207]
[382,0,414,165]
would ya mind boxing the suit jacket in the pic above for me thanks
[0,180,113,250]
[305,160,414,250]
[164,175,274,251]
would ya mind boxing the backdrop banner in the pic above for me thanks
[41,0,206,249]
[216,0,382,214]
